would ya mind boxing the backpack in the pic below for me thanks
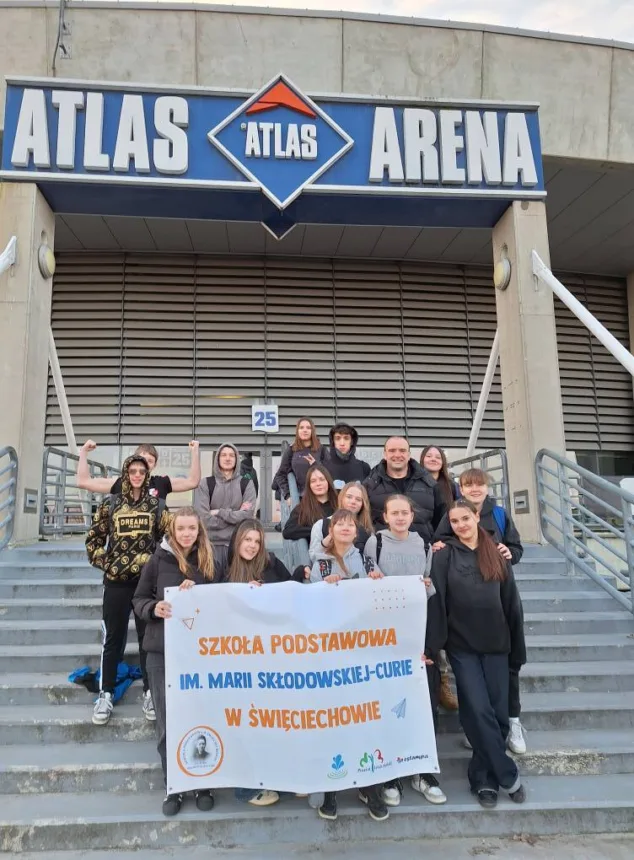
[376,532,383,565]
[492,505,507,538]
[206,475,250,501]
[375,531,432,575]
[105,495,166,541]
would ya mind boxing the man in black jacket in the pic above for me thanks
[363,437,446,545]
[323,423,371,489]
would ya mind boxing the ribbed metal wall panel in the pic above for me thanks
[47,254,632,451]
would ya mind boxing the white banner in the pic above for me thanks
[164,577,438,795]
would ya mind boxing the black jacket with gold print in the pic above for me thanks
[85,455,171,585]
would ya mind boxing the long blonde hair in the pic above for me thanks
[227,519,269,583]
[327,509,358,576]
[166,507,215,581]
[338,482,373,534]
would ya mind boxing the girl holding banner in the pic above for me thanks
[364,495,447,808]
[429,499,526,810]
[306,509,389,822]
[308,481,373,561]
[133,507,218,818]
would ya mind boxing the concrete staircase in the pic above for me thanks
[1,541,633,854]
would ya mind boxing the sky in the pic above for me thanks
[106,1,634,45]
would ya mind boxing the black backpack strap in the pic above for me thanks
[206,476,216,500]
[376,532,382,565]
[240,475,249,495]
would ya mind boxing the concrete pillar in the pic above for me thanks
[0,182,55,543]
[492,200,566,543]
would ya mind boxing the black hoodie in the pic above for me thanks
[433,496,524,565]
[323,426,371,488]
[85,455,170,585]
[428,537,526,666]
[363,458,446,544]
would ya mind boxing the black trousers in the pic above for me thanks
[146,655,167,787]
[508,665,521,719]
[100,581,148,695]
[449,651,520,794]
[427,661,440,734]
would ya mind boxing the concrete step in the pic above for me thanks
[2,775,634,852]
[4,627,633,674]
[2,611,628,648]
[523,612,634,635]
[0,619,136,647]
[0,562,95,580]
[0,598,102,621]
[4,659,633,708]
[525,633,634,662]
[3,692,633,745]
[1,591,623,621]
[0,579,102,599]
[3,730,634,795]
[514,573,604,592]
[520,591,629,612]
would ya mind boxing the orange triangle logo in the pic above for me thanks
[182,617,195,630]
[246,81,316,118]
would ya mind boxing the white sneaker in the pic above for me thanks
[92,692,113,725]
[508,718,527,754]
[142,690,156,722]
[382,779,403,807]
[248,790,279,806]
[411,774,447,805]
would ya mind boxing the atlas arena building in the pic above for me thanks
[2,1,634,539]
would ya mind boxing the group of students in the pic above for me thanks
[81,418,527,821]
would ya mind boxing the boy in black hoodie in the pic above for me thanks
[323,423,371,489]
[86,455,170,727]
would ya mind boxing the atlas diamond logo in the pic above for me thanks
[208,74,353,209]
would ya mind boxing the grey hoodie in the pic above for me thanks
[364,529,435,597]
[309,545,376,583]
[194,442,257,546]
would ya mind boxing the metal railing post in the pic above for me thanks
[620,497,634,616]
[0,446,18,551]
[466,329,500,457]
[557,462,574,576]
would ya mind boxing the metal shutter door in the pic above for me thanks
[120,256,195,444]
[555,273,634,450]
[47,254,125,445]
[195,258,266,448]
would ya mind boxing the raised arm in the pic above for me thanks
[170,440,201,493]
[76,440,117,494]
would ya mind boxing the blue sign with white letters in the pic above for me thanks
[0,74,545,232]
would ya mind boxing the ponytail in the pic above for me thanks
[476,525,508,583]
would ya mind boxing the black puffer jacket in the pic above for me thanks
[322,426,371,487]
[363,458,446,544]
[133,542,219,655]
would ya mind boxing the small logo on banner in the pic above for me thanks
[327,753,348,780]
[177,726,224,777]
[358,748,392,774]
[392,698,407,719]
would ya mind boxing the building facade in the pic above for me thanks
[2,1,634,541]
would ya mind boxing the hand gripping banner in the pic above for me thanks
[165,577,439,795]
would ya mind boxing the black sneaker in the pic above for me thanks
[195,790,215,811]
[509,784,526,804]
[358,786,389,821]
[474,788,498,809]
[318,791,337,821]
[162,793,183,816]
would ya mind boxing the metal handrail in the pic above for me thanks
[535,448,633,615]
[0,446,18,551]
[40,446,119,537]
[449,448,510,512]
